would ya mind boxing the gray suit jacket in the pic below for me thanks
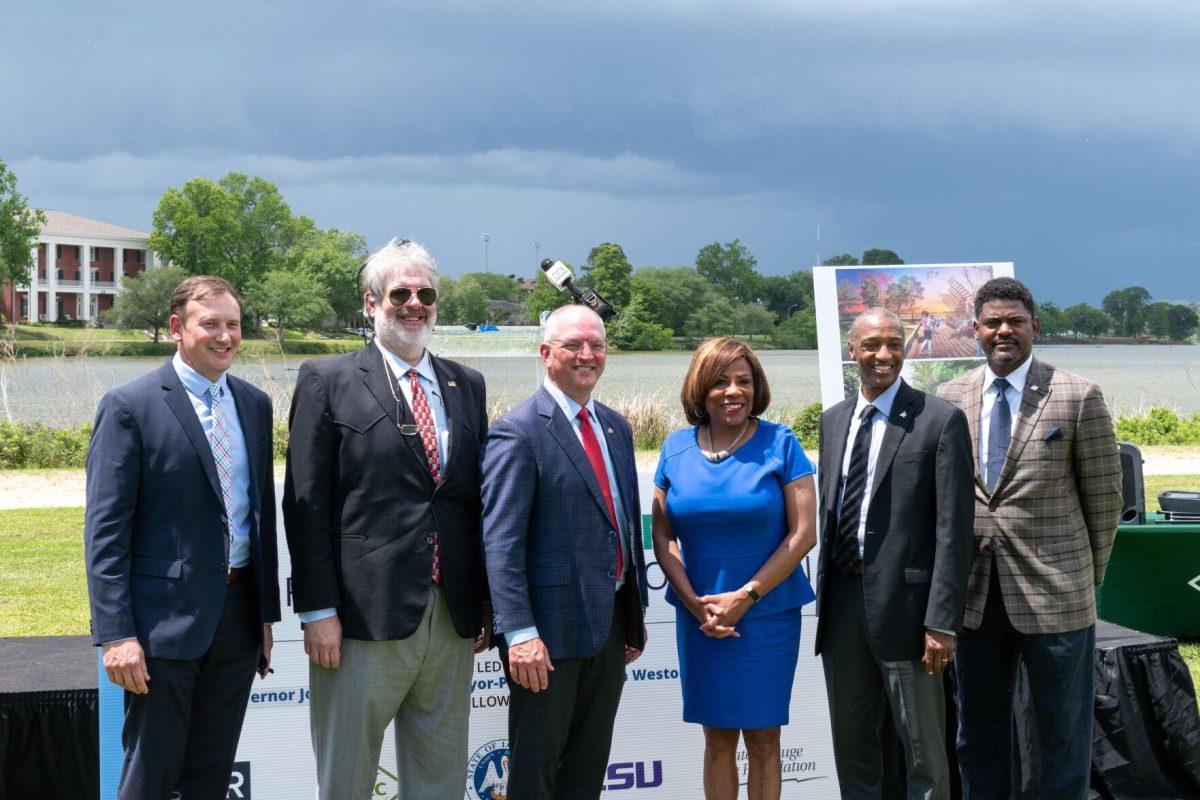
[814,380,975,662]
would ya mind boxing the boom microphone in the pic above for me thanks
[539,259,617,321]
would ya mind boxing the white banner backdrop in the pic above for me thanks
[101,474,840,799]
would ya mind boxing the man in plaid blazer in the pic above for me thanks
[937,277,1122,800]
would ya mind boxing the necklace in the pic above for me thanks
[701,418,751,463]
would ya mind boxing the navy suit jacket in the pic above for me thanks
[84,360,280,661]
[481,386,648,660]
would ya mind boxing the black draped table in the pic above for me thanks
[1,624,1197,798]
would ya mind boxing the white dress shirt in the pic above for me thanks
[978,356,1031,485]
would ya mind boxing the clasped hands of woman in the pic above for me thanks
[688,588,754,638]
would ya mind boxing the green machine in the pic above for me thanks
[1097,512,1200,638]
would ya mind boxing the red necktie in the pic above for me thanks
[577,407,623,583]
[407,368,442,582]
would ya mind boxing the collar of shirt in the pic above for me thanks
[374,339,437,387]
[542,376,597,422]
[854,376,903,421]
[984,355,1032,398]
[172,351,228,401]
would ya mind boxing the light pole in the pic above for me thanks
[480,233,490,273]
[533,240,541,266]
[787,303,801,319]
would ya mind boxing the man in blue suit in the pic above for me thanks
[85,275,279,799]
[482,304,649,799]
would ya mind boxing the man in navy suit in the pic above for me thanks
[85,275,279,799]
[481,304,649,799]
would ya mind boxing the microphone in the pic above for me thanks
[539,259,616,321]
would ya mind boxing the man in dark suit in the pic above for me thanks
[85,275,279,799]
[938,278,1122,799]
[481,304,649,799]
[283,237,490,799]
[814,307,974,800]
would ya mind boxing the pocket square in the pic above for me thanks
[1042,426,1064,442]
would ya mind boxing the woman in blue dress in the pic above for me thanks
[652,337,817,800]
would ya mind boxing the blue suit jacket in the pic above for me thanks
[84,360,280,660]
[481,386,648,660]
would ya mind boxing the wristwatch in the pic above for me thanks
[743,584,761,602]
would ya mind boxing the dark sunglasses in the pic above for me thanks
[387,286,438,306]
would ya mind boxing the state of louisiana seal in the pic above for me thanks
[466,739,510,800]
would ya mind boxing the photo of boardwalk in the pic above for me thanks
[835,265,996,360]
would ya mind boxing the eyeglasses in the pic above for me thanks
[549,338,608,354]
[387,287,438,306]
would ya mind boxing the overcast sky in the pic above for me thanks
[2,1,1195,304]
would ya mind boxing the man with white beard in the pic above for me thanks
[284,237,492,799]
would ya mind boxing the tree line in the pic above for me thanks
[2,161,1196,348]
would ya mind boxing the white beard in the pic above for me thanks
[374,307,435,355]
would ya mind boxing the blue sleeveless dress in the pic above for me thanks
[654,420,816,729]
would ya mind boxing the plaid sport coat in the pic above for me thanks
[937,358,1122,635]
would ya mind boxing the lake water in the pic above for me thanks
[1,340,1197,426]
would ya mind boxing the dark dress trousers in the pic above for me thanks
[814,379,974,799]
[84,360,279,799]
[283,344,488,640]
[481,387,649,799]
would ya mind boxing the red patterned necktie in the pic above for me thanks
[577,407,623,583]
[407,368,442,582]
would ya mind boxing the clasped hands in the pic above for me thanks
[690,589,753,639]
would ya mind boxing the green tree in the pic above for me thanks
[684,294,737,338]
[284,227,367,325]
[527,270,572,322]
[759,271,815,321]
[1101,286,1152,337]
[245,270,333,343]
[630,267,719,333]
[582,243,633,310]
[737,302,775,341]
[1037,301,1065,338]
[822,253,859,266]
[861,248,904,265]
[437,275,489,324]
[1064,303,1112,339]
[151,173,305,293]
[773,309,818,349]
[460,272,521,302]
[608,295,673,351]
[0,159,46,322]
[103,265,189,342]
[1167,304,1199,341]
[696,240,760,302]
[859,276,880,308]
[885,274,925,316]
[1146,301,1199,341]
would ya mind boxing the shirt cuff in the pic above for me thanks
[298,608,337,624]
[505,626,540,646]
[928,627,957,637]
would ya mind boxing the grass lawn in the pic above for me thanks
[8,324,150,342]
[0,483,1198,692]
[0,506,88,637]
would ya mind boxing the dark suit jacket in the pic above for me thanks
[814,379,974,662]
[480,386,648,660]
[283,345,488,641]
[84,360,280,661]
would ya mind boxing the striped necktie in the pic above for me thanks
[208,385,233,567]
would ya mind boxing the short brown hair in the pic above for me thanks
[169,275,243,321]
[680,337,770,425]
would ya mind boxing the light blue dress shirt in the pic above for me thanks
[506,377,630,646]
[979,356,1031,487]
[297,343,449,625]
[173,352,253,569]
[837,376,902,554]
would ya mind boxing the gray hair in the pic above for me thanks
[542,304,605,344]
[361,237,439,302]
[849,307,904,341]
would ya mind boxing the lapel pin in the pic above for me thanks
[447,380,457,387]
[1030,385,1038,392]
[607,427,614,434]
[899,410,907,419]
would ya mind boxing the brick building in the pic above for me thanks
[1,210,159,323]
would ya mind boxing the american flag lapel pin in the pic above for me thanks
[447,380,457,387]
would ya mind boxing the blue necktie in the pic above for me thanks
[208,385,234,567]
[985,378,1012,492]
